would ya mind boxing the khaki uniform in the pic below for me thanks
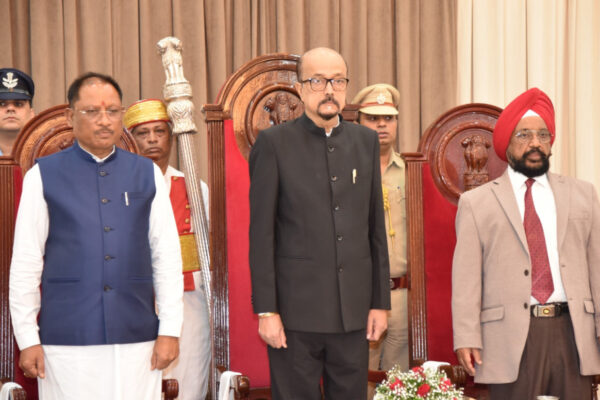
[369,151,408,371]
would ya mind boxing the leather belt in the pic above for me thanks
[390,275,408,290]
[530,302,569,318]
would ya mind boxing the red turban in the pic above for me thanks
[493,87,555,162]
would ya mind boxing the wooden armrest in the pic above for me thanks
[367,369,387,384]
[232,375,250,399]
[0,378,27,400]
[162,378,179,400]
[439,364,468,386]
[216,365,252,399]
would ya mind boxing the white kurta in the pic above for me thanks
[9,146,184,400]
[161,166,211,400]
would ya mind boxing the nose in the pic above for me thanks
[376,118,387,127]
[97,109,112,124]
[324,80,335,94]
[148,132,158,143]
[528,133,542,147]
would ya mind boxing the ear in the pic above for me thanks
[65,107,74,126]
[294,81,303,99]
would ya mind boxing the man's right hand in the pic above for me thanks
[19,344,45,379]
[258,313,287,349]
[456,347,482,376]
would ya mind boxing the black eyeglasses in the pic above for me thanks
[300,77,349,92]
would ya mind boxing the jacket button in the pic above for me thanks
[328,145,335,153]
[99,171,107,177]
[336,234,343,241]
[338,266,343,272]
[334,204,340,211]
[524,270,529,276]
[104,255,112,261]
[331,176,337,182]
[185,204,190,209]
[185,218,190,224]
[101,198,109,204]
[104,285,112,292]
[104,226,111,232]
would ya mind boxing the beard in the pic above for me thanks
[316,95,340,120]
[507,148,550,178]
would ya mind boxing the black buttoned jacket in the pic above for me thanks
[249,113,391,333]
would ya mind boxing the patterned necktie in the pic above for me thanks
[524,178,554,304]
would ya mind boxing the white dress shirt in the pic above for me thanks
[507,166,567,304]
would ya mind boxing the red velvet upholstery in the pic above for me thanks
[224,119,270,386]
[422,163,458,364]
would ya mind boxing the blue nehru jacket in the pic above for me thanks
[37,142,158,345]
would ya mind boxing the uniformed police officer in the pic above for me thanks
[352,84,408,399]
[0,68,35,155]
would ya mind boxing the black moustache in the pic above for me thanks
[524,149,547,159]
[319,96,339,107]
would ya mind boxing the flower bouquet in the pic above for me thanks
[374,365,464,400]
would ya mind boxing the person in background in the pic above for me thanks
[125,99,210,399]
[353,84,408,397]
[0,68,35,155]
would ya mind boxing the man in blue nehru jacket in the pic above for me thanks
[9,72,183,399]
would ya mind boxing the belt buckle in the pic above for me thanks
[389,279,395,290]
[534,304,556,317]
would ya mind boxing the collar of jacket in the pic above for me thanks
[72,140,119,164]
[299,113,345,138]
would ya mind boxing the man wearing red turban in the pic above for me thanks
[452,88,600,399]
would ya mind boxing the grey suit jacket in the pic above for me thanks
[248,113,390,334]
[452,170,600,383]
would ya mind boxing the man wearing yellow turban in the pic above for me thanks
[125,99,210,399]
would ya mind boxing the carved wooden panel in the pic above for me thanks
[417,104,504,204]
[210,56,301,160]
[12,104,138,173]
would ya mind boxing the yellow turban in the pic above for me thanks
[124,99,170,131]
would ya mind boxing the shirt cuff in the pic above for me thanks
[16,330,41,350]
[158,319,183,338]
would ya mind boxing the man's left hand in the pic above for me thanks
[151,335,180,370]
[366,309,388,341]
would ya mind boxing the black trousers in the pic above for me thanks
[489,313,593,400]
[267,329,368,400]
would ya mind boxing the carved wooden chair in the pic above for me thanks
[0,104,178,400]
[402,103,504,399]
